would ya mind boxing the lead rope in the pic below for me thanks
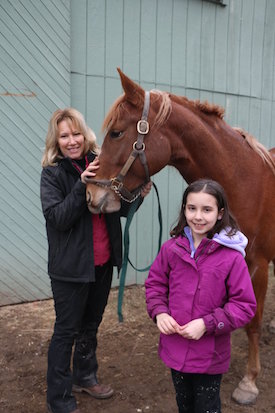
[117,182,163,322]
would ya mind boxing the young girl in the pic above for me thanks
[145,179,257,413]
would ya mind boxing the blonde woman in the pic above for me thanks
[41,108,151,413]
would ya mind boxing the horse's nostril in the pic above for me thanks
[86,191,91,204]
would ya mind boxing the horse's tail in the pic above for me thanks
[234,127,275,175]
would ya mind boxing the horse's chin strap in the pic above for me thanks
[86,91,151,203]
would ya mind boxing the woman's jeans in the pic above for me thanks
[47,261,113,413]
[171,369,222,413]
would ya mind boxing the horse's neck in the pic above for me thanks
[168,108,236,183]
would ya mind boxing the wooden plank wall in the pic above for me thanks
[0,0,70,305]
[71,0,275,286]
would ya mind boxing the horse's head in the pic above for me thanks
[86,68,172,213]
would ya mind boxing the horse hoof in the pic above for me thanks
[232,377,259,405]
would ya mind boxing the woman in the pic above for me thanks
[41,108,151,413]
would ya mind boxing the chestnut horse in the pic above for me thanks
[86,69,275,405]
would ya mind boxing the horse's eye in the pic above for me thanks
[110,130,123,139]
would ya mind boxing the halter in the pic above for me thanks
[86,91,151,202]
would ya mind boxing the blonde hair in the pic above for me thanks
[41,108,100,167]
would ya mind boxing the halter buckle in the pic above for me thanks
[137,120,149,134]
[110,178,123,191]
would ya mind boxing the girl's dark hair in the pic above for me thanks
[170,178,239,238]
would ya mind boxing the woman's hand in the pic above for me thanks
[156,313,180,335]
[176,318,206,340]
[141,181,152,198]
[81,158,100,184]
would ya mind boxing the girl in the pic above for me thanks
[145,178,257,413]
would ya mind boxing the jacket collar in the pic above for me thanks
[181,226,248,258]
[59,151,96,176]
[175,233,216,260]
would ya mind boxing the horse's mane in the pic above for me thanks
[194,100,225,118]
[102,90,224,132]
[102,90,275,175]
[234,127,275,174]
[171,94,225,118]
[155,92,275,175]
[151,90,172,127]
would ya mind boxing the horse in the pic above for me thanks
[85,68,275,405]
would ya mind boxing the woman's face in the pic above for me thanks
[57,119,85,159]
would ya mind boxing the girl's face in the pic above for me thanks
[185,191,223,245]
[57,119,85,160]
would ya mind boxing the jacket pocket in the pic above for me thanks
[198,265,227,309]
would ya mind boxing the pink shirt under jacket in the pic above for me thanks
[145,235,257,374]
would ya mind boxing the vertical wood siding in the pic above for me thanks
[71,0,275,287]
[0,0,70,305]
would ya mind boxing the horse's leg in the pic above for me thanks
[269,260,275,333]
[232,258,269,405]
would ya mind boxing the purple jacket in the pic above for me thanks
[145,228,257,374]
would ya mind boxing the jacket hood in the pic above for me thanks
[184,226,248,258]
[212,228,248,257]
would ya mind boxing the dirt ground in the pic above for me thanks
[1,268,275,413]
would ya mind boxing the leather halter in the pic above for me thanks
[87,91,151,202]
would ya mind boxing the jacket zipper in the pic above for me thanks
[175,238,211,263]
[195,240,211,263]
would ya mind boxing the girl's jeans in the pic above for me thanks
[47,261,113,413]
[171,369,222,413]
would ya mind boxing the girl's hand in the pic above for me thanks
[81,158,100,184]
[141,181,152,198]
[156,313,180,335]
[176,318,206,340]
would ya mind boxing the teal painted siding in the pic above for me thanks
[0,0,70,305]
[71,0,275,144]
[1,0,275,304]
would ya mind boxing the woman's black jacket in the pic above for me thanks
[40,152,142,283]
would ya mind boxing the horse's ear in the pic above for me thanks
[117,68,144,106]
